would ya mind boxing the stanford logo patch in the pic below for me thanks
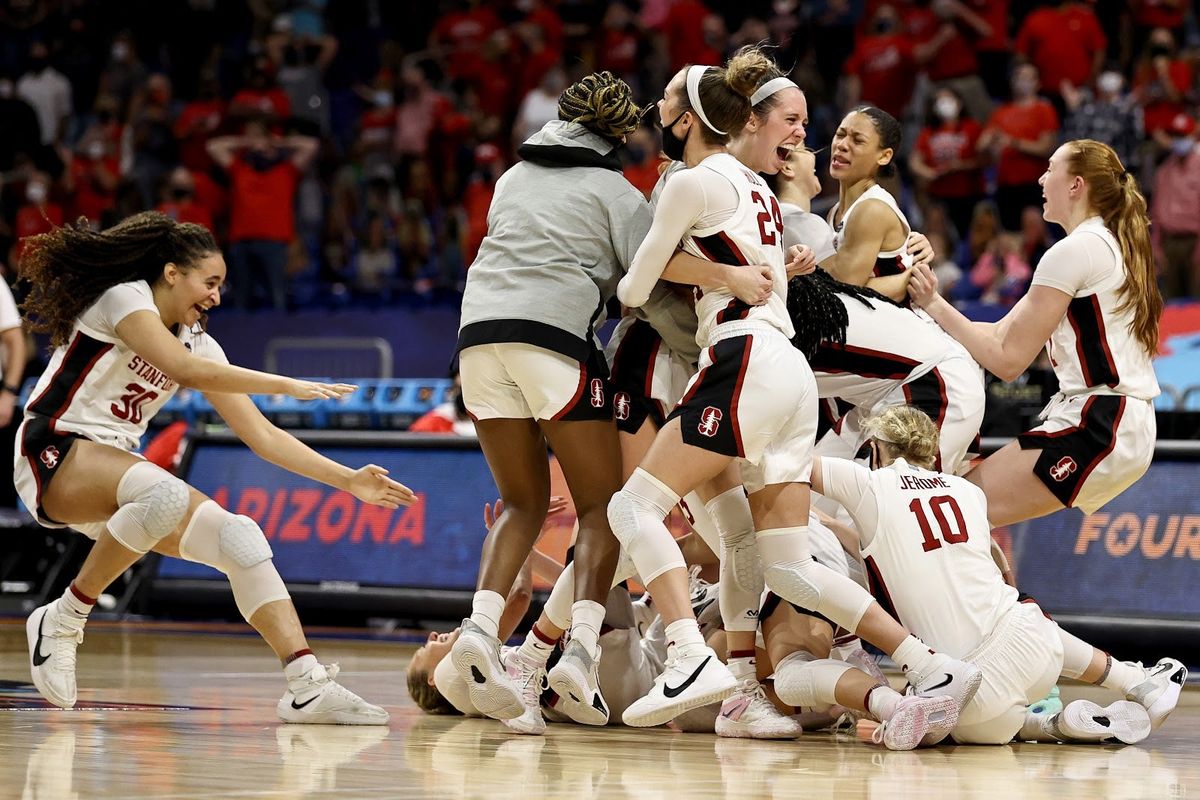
[40,446,60,470]
[698,406,723,437]
[1049,456,1077,482]
[614,391,631,421]
[589,378,605,408]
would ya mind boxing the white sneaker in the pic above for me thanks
[501,648,547,735]
[623,645,737,727]
[872,694,958,751]
[1125,658,1188,730]
[26,600,85,709]
[1050,699,1151,744]
[687,566,718,617]
[450,618,524,721]
[546,639,609,726]
[715,680,803,739]
[909,654,982,742]
[276,662,389,725]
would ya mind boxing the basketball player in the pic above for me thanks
[18,212,411,723]
[609,53,979,731]
[812,406,1185,744]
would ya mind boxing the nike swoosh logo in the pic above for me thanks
[291,694,319,710]
[925,673,954,692]
[663,656,712,698]
[32,610,50,667]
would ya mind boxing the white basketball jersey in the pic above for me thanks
[1034,218,1160,400]
[828,184,912,278]
[824,457,1017,658]
[679,153,794,346]
[24,280,228,451]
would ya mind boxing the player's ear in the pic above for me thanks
[162,262,180,285]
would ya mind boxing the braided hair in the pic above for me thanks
[22,211,219,347]
[558,71,643,142]
[788,268,900,358]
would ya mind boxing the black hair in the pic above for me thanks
[787,268,900,358]
[850,104,902,178]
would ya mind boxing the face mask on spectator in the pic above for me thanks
[111,42,130,62]
[1171,137,1194,157]
[934,97,959,121]
[245,150,281,171]
[85,141,106,159]
[374,90,393,109]
[1097,72,1123,96]
[873,16,896,35]
[1149,43,1172,59]
[627,144,647,163]
[171,185,193,200]
[26,182,46,204]
[1013,78,1038,98]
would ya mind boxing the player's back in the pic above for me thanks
[861,459,1017,658]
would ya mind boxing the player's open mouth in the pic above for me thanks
[776,145,792,162]
[831,155,849,169]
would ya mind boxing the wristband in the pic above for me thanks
[2,383,19,395]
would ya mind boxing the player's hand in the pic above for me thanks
[484,495,569,530]
[906,231,935,269]
[785,244,817,277]
[725,264,773,306]
[907,260,940,307]
[284,379,358,400]
[347,464,417,508]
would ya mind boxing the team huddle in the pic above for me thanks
[9,44,1185,750]
[432,46,1185,750]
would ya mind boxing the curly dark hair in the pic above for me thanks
[788,268,900,358]
[21,211,219,347]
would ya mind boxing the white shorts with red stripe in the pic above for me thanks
[667,322,817,494]
[1017,392,1155,515]
[459,343,612,422]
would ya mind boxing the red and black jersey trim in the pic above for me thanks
[668,335,753,458]
[863,554,900,624]
[1066,294,1120,389]
[1017,394,1126,508]
[872,254,905,278]
[810,342,919,382]
[693,232,754,325]
[27,332,114,424]
[608,318,666,434]
[549,346,613,422]
[19,415,83,525]
[902,367,949,469]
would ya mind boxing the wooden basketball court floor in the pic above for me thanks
[1,621,1196,800]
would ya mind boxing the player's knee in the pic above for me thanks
[763,559,822,611]
[608,468,679,549]
[178,500,273,572]
[106,462,191,554]
[607,489,641,550]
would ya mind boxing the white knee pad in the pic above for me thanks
[178,501,290,621]
[607,469,686,584]
[107,462,191,554]
[759,527,873,633]
[774,652,853,709]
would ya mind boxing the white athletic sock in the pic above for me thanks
[892,635,938,680]
[61,585,95,620]
[1100,658,1146,694]
[664,618,707,658]
[726,650,757,683]
[1057,628,1094,679]
[469,590,505,638]
[866,684,902,721]
[284,653,319,681]
[570,599,606,657]
[516,623,557,666]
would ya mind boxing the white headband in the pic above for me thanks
[751,76,800,107]
[686,65,726,135]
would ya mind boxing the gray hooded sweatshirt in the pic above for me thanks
[458,120,698,365]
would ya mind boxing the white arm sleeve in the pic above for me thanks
[1030,231,1112,296]
[78,282,159,343]
[818,458,880,547]
[0,280,20,332]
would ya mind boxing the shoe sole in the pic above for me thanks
[623,674,738,728]
[276,704,390,726]
[1142,662,1187,730]
[917,666,983,745]
[546,658,608,726]
[1059,700,1150,744]
[502,712,547,736]
[26,607,75,709]
[451,636,524,721]
[885,695,958,751]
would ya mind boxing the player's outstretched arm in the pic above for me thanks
[205,391,416,509]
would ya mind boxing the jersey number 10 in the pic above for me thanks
[908,495,969,552]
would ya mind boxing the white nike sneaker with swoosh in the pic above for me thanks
[623,645,737,728]
[873,694,958,750]
[909,655,982,744]
[1125,658,1188,730]
[26,600,85,709]
[715,680,803,739]
[277,663,389,725]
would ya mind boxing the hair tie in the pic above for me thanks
[686,65,726,135]
[750,76,799,107]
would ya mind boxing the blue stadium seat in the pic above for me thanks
[373,378,452,429]
[326,380,382,429]
[256,379,333,429]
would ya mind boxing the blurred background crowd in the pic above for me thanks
[0,0,1198,314]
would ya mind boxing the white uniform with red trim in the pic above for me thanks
[828,184,912,279]
[1019,216,1158,513]
[819,456,1064,744]
[14,280,227,527]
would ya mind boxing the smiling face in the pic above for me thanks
[743,87,808,174]
[163,252,224,327]
[830,110,892,183]
[1038,144,1082,225]
[409,627,461,684]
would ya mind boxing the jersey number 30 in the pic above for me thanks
[750,191,783,247]
[908,495,969,552]
[112,382,160,425]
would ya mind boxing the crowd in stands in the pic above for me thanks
[0,0,1198,313]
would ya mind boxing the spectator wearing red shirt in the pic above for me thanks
[597,3,641,77]
[230,57,291,123]
[843,4,917,120]
[64,136,120,229]
[156,167,214,231]
[964,0,1010,99]
[173,72,226,172]
[910,88,985,240]
[1015,1,1106,116]
[1132,28,1192,151]
[906,0,994,124]
[621,128,660,200]
[207,119,318,310]
[658,0,722,72]
[460,143,504,267]
[1151,113,1200,300]
[1130,0,1187,52]
[428,0,503,85]
[979,64,1060,231]
[10,174,63,269]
